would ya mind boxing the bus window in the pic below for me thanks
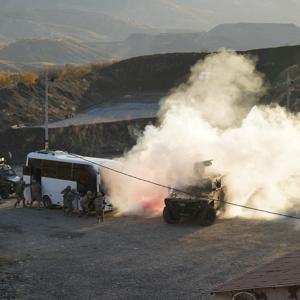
[56,162,72,181]
[28,158,42,170]
[73,164,97,193]
[87,166,97,192]
[23,166,32,176]
[42,160,57,178]
[73,164,89,187]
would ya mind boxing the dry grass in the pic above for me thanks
[0,71,38,88]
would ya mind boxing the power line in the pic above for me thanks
[69,153,300,220]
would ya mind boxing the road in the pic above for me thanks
[1,198,300,299]
[48,93,163,128]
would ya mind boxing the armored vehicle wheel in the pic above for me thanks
[43,195,53,209]
[0,188,9,199]
[197,206,216,226]
[163,206,180,224]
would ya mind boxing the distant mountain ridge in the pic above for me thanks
[90,23,300,60]
[0,7,151,44]
[0,39,105,67]
[208,23,300,49]
[1,0,300,43]
[0,23,300,71]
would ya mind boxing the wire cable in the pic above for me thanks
[69,152,300,220]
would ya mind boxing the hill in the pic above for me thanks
[0,44,300,130]
[207,23,300,50]
[93,23,300,60]
[85,0,300,30]
[0,39,105,66]
[0,6,150,44]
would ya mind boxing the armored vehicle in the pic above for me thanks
[0,158,20,199]
[163,160,224,226]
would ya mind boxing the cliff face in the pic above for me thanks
[2,118,155,164]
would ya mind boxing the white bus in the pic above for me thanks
[23,150,114,211]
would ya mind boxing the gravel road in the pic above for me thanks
[1,198,300,300]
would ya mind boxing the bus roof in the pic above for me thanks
[27,150,115,170]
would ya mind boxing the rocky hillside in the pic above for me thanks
[1,44,300,130]
[0,118,155,164]
[269,64,300,110]
[1,44,300,163]
[0,77,89,129]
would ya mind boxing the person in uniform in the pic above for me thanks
[65,189,79,213]
[61,186,72,212]
[14,177,26,208]
[94,191,106,223]
[30,180,42,208]
[79,190,94,216]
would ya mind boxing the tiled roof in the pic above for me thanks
[212,251,300,293]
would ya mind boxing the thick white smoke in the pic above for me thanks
[104,51,300,219]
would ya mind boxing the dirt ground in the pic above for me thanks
[1,197,300,300]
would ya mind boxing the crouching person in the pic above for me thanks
[94,191,106,224]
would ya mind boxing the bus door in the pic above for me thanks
[73,164,97,195]
[22,165,32,202]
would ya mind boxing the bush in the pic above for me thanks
[0,71,38,88]
[18,72,38,85]
[58,61,116,81]
[0,72,14,87]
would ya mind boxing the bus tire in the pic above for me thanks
[43,195,53,209]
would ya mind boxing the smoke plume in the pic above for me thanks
[104,51,300,219]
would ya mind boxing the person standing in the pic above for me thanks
[61,186,71,212]
[30,180,42,208]
[14,177,26,208]
[65,189,77,213]
[94,191,106,223]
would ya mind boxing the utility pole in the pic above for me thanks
[45,69,49,151]
[286,70,291,111]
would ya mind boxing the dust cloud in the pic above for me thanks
[103,51,300,219]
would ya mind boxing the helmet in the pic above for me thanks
[87,191,93,196]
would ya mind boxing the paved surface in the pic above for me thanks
[48,94,163,128]
[1,198,300,300]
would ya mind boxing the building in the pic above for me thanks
[211,251,300,300]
